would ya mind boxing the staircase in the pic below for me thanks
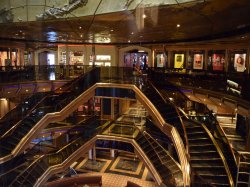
[0,68,99,162]
[216,114,245,151]
[136,132,182,187]
[142,83,186,145]
[8,118,102,187]
[236,152,250,186]
[184,119,232,186]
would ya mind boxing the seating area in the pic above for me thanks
[126,180,142,187]
[45,175,102,187]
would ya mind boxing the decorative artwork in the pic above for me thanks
[174,54,184,68]
[193,54,203,70]
[212,54,225,71]
[234,54,246,72]
[156,53,165,67]
[36,0,88,20]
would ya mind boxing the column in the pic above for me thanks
[110,149,115,158]
[88,149,93,160]
[111,98,114,120]
[93,146,96,161]
[65,45,70,78]
[92,45,95,66]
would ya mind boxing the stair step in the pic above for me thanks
[190,156,221,161]
[189,150,217,154]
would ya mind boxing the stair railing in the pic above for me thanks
[235,151,250,187]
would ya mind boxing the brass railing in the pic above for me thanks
[236,151,250,187]
[201,122,235,187]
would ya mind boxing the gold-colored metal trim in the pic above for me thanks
[1,82,190,187]
[34,135,164,187]
[201,123,234,187]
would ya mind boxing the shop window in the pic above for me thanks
[124,51,148,69]
[70,51,84,65]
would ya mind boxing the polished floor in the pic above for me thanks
[74,151,154,182]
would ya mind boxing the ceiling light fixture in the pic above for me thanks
[110,29,114,32]
[177,24,181,28]
[79,26,82,29]
[143,14,147,19]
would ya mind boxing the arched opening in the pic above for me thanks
[119,46,152,68]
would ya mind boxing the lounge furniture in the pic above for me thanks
[45,175,102,187]
[126,180,142,187]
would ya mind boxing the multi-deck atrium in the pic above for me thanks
[0,0,250,187]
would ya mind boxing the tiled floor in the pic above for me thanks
[46,102,156,186]
[78,172,156,187]
[74,151,154,179]
[72,151,156,187]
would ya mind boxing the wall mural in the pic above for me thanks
[36,0,88,21]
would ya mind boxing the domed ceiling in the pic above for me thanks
[0,0,249,45]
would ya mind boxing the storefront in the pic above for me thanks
[0,47,21,67]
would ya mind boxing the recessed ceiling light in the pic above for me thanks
[79,26,82,29]
[177,24,181,28]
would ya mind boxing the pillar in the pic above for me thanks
[110,149,115,158]
[88,149,93,160]
[88,146,96,160]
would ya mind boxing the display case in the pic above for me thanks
[171,51,186,69]
[207,50,225,71]
[70,51,84,65]
[89,55,111,66]
[228,49,247,73]
[187,50,205,70]
[155,52,167,68]
[60,51,66,64]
